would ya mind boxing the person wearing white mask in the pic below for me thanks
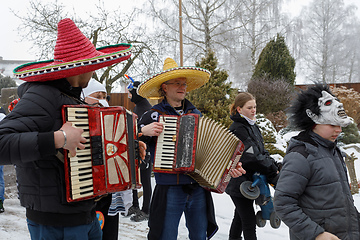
[83,78,134,240]
[274,84,359,240]
[83,79,110,107]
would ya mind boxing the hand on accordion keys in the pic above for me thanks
[140,122,164,137]
[55,122,87,157]
[229,162,246,178]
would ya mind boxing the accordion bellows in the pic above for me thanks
[154,114,244,193]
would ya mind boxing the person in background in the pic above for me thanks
[137,57,246,240]
[274,84,360,240]
[83,79,109,107]
[2,98,22,213]
[0,18,132,239]
[8,98,20,113]
[225,92,279,240]
[83,78,134,240]
[0,107,6,213]
[125,77,153,222]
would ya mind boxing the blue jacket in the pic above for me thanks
[138,98,201,185]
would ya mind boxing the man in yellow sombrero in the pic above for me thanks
[137,58,246,240]
[0,18,132,239]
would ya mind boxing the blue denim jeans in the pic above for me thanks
[0,166,4,202]
[159,185,208,240]
[27,218,102,240]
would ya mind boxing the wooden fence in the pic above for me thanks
[108,93,135,111]
[296,83,360,92]
[108,93,159,112]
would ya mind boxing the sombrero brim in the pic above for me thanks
[13,43,132,82]
[137,66,210,99]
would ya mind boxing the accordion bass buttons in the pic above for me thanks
[91,135,104,166]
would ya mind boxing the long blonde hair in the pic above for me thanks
[229,92,255,116]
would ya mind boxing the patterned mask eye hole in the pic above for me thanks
[325,100,332,106]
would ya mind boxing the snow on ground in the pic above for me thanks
[2,183,360,240]
[0,176,291,240]
[2,142,360,239]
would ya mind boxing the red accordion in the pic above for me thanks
[154,114,244,193]
[62,105,141,202]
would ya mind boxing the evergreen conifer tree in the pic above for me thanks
[338,122,360,144]
[0,76,17,90]
[187,50,236,127]
[252,34,296,85]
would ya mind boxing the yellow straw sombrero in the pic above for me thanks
[137,58,210,99]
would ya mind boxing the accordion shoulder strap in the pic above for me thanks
[150,108,195,115]
[61,92,87,105]
[151,108,167,115]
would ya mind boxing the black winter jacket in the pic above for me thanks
[133,98,152,120]
[0,79,96,227]
[274,131,360,240]
[225,113,279,198]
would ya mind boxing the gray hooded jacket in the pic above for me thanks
[274,131,360,240]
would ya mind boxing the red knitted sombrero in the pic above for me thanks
[13,18,132,82]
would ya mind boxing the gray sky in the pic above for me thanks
[1,0,359,61]
[0,0,139,60]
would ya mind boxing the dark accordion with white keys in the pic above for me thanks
[154,114,244,193]
[62,105,141,202]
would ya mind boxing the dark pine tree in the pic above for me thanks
[187,50,237,127]
[252,33,296,85]
[0,76,17,90]
[248,34,296,115]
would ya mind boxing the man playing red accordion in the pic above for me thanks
[0,18,132,240]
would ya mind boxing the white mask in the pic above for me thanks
[306,91,351,127]
[98,99,109,107]
[86,96,109,107]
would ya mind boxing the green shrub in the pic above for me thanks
[338,122,360,144]
[247,77,295,115]
[264,143,286,157]
[265,110,288,132]
[187,50,236,127]
[252,34,296,85]
[256,114,286,157]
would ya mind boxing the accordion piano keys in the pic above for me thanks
[67,108,95,199]
[154,116,178,171]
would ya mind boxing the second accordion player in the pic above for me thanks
[62,105,142,202]
[154,114,245,193]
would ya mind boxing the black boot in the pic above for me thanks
[130,210,149,222]
[229,237,242,240]
[0,199,4,213]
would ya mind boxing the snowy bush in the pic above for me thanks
[256,114,287,157]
